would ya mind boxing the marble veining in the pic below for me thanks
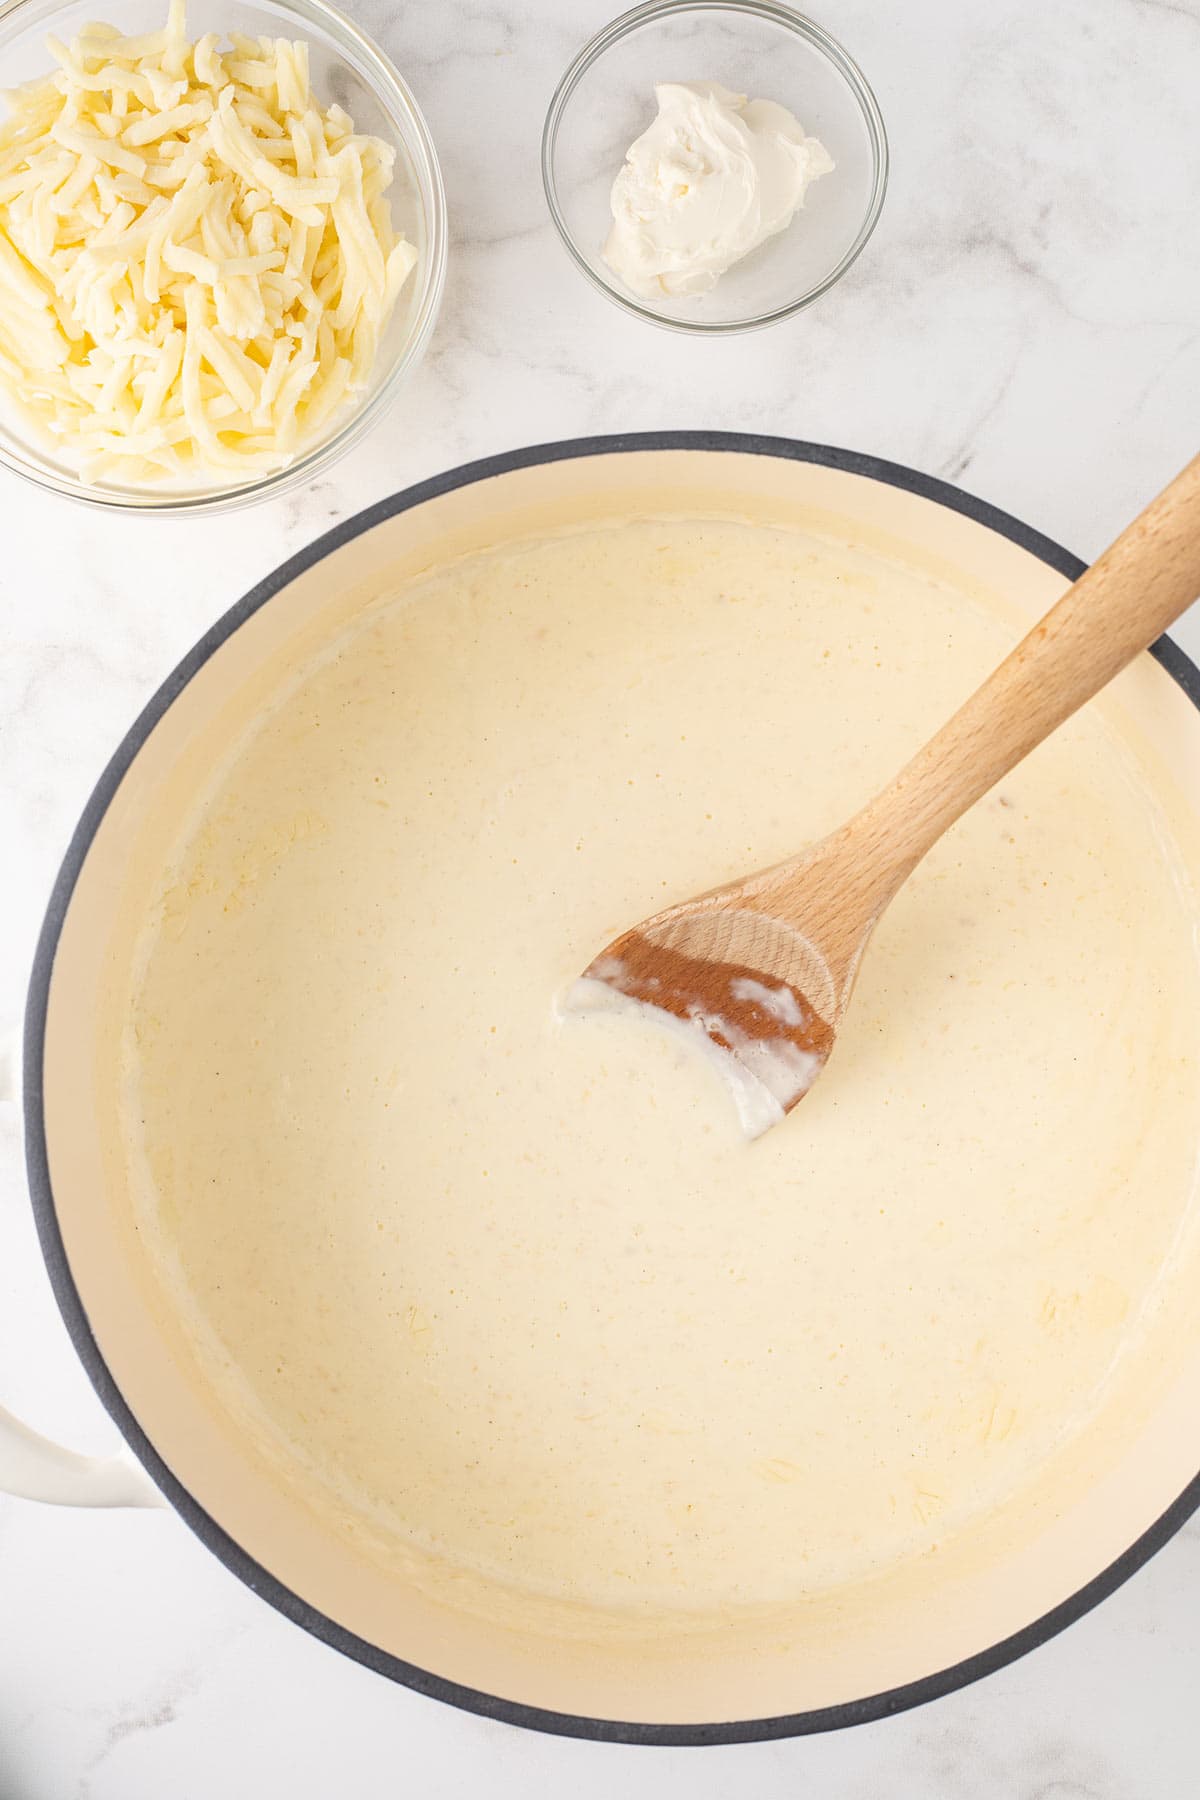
[2,0,1199,1793]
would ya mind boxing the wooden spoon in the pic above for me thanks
[578,454,1200,1137]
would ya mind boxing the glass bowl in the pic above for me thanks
[0,0,446,513]
[542,0,887,335]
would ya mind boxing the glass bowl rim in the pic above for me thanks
[541,0,889,337]
[0,0,448,515]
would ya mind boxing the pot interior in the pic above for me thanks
[35,445,1200,1731]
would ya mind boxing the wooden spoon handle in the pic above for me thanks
[857,452,1200,890]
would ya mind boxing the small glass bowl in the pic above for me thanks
[0,0,446,513]
[542,0,887,335]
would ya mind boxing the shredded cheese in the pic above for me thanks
[0,0,419,486]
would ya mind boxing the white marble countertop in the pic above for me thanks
[3,0,1200,1792]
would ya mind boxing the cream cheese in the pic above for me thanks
[604,81,834,299]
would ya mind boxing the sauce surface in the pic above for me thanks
[123,517,1200,1612]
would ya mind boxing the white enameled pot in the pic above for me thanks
[10,435,1200,1745]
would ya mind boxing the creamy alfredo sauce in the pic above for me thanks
[123,518,1200,1614]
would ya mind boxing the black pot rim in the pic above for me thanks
[23,431,1200,1747]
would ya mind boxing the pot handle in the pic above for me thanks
[0,1027,164,1509]
[0,1405,165,1507]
